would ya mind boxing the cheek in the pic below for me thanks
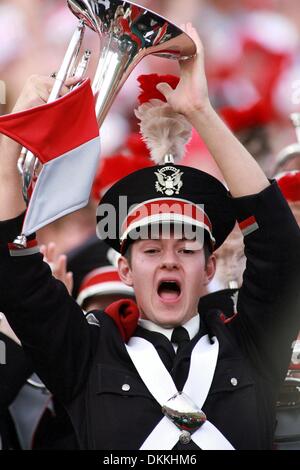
[131,257,155,292]
[184,262,207,295]
[187,275,203,295]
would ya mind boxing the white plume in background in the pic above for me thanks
[134,99,192,165]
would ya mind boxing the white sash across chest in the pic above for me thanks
[126,334,234,450]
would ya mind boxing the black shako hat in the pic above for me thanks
[96,162,236,254]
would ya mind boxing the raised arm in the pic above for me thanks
[0,76,96,403]
[157,23,269,197]
[159,24,300,382]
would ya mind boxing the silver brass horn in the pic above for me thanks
[19,0,196,204]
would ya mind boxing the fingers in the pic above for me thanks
[12,75,52,112]
[65,76,82,88]
[54,255,74,295]
[46,241,57,263]
[41,242,61,274]
[40,241,57,263]
[53,254,67,278]
[60,76,82,96]
[65,272,74,296]
[12,74,82,113]
[180,22,203,55]
[38,75,81,100]
[28,75,56,103]
[40,242,73,294]
[156,82,174,101]
[52,253,68,282]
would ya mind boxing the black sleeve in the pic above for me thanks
[230,182,300,383]
[0,213,98,403]
[0,333,34,411]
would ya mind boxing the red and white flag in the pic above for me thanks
[0,79,100,235]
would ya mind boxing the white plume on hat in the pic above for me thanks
[134,98,192,165]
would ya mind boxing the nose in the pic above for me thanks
[159,248,179,270]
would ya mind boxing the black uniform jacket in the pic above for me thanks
[0,182,300,450]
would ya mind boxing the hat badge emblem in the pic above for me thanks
[155,166,183,196]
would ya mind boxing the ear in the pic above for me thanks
[204,254,216,285]
[118,255,134,287]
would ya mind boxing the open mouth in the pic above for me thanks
[157,280,182,302]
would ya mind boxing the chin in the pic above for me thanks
[154,311,185,328]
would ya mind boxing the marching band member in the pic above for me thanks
[0,24,299,450]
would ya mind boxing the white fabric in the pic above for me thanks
[126,336,178,406]
[126,335,234,450]
[9,246,40,257]
[77,282,134,306]
[23,136,101,235]
[138,315,200,344]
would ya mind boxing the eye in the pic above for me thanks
[178,249,195,255]
[144,248,160,254]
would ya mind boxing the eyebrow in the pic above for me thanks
[138,239,203,248]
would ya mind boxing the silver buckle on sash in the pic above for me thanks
[162,392,207,444]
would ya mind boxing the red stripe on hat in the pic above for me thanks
[79,268,122,293]
[239,216,257,231]
[121,198,212,238]
[0,79,99,164]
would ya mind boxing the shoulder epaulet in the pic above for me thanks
[84,312,100,327]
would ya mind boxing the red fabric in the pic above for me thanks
[137,74,180,104]
[104,299,140,343]
[220,99,273,133]
[0,79,99,164]
[239,216,257,231]
[92,153,152,200]
[122,198,212,236]
[92,133,153,201]
[220,312,238,325]
[242,39,290,100]
[277,172,300,202]
[219,40,289,130]
[118,18,131,34]
[8,239,38,250]
[130,5,141,22]
[125,133,150,158]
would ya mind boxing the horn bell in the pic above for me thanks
[67,0,196,126]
